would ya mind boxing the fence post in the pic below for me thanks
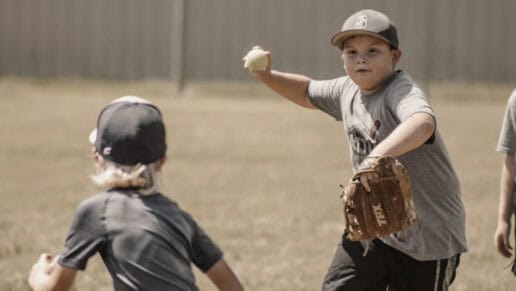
[171,0,186,91]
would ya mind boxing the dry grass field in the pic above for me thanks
[0,78,514,290]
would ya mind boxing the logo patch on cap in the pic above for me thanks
[103,147,112,156]
[355,15,368,28]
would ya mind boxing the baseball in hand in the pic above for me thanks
[243,46,269,71]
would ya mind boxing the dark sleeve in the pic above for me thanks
[186,214,223,273]
[58,195,108,270]
[307,77,346,121]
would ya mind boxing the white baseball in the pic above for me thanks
[243,46,269,71]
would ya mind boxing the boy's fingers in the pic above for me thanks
[506,241,513,256]
[359,172,379,192]
[496,236,512,257]
[51,255,59,265]
[37,253,59,268]
[39,253,52,262]
[360,175,371,192]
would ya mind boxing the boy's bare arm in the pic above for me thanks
[368,112,435,158]
[499,153,515,222]
[246,50,315,109]
[255,69,314,109]
[28,254,77,291]
[494,153,515,257]
[206,259,245,291]
[356,112,435,192]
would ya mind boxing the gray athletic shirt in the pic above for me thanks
[496,89,516,208]
[308,70,467,261]
[58,189,223,291]
[497,90,516,153]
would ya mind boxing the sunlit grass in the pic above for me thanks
[0,78,513,290]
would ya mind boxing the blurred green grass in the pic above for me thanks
[0,78,514,290]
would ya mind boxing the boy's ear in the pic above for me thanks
[392,49,402,65]
[92,147,103,164]
[91,147,98,159]
[157,156,167,171]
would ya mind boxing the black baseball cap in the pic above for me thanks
[331,9,398,50]
[89,96,167,165]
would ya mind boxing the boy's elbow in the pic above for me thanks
[422,114,436,137]
[411,112,435,142]
[421,113,436,142]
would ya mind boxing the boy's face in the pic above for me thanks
[341,35,401,94]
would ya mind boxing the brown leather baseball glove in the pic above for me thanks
[341,156,417,241]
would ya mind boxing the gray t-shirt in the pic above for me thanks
[497,90,516,153]
[496,89,516,208]
[58,189,223,291]
[308,70,467,261]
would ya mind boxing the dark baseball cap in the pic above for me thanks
[89,96,167,165]
[331,9,398,50]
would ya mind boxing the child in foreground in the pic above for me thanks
[28,96,244,291]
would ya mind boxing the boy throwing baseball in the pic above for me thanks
[245,9,467,290]
[28,96,244,291]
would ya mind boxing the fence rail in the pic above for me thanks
[0,0,514,85]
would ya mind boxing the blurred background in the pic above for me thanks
[1,0,515,86]
[0,1,515,290]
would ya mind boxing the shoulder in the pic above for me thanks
[321,75,352,85]
[507,89,516,107]
[309,75,353,93]
[383,70,429,110]
[386,70,425,97]
[166,202,204,233]
[74,192,111,218]
[66,193,111,231]
[78,192,110,207]
[146,194,193,223]
[335,75,356,92]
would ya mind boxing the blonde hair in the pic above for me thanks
[91,156,162,196]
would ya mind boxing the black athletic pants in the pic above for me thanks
[322,234,460,291]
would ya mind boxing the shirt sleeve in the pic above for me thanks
[497,90,516,153]
[307,77,346,121]
[387,83,434,122]
[58,195,107,270]
[385,82,436,144]
[186,214,223,273]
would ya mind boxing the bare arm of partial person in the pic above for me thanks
[28,254,77,291]
[206,259,245,291]
[360,112,436,191]
[494,152,515,258]
[250,51,315,109]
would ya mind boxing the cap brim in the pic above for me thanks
[111,95,153,105]
[331,30,394,50]
[88,128,97,144]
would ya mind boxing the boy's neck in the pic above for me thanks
[359,70,398,95]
